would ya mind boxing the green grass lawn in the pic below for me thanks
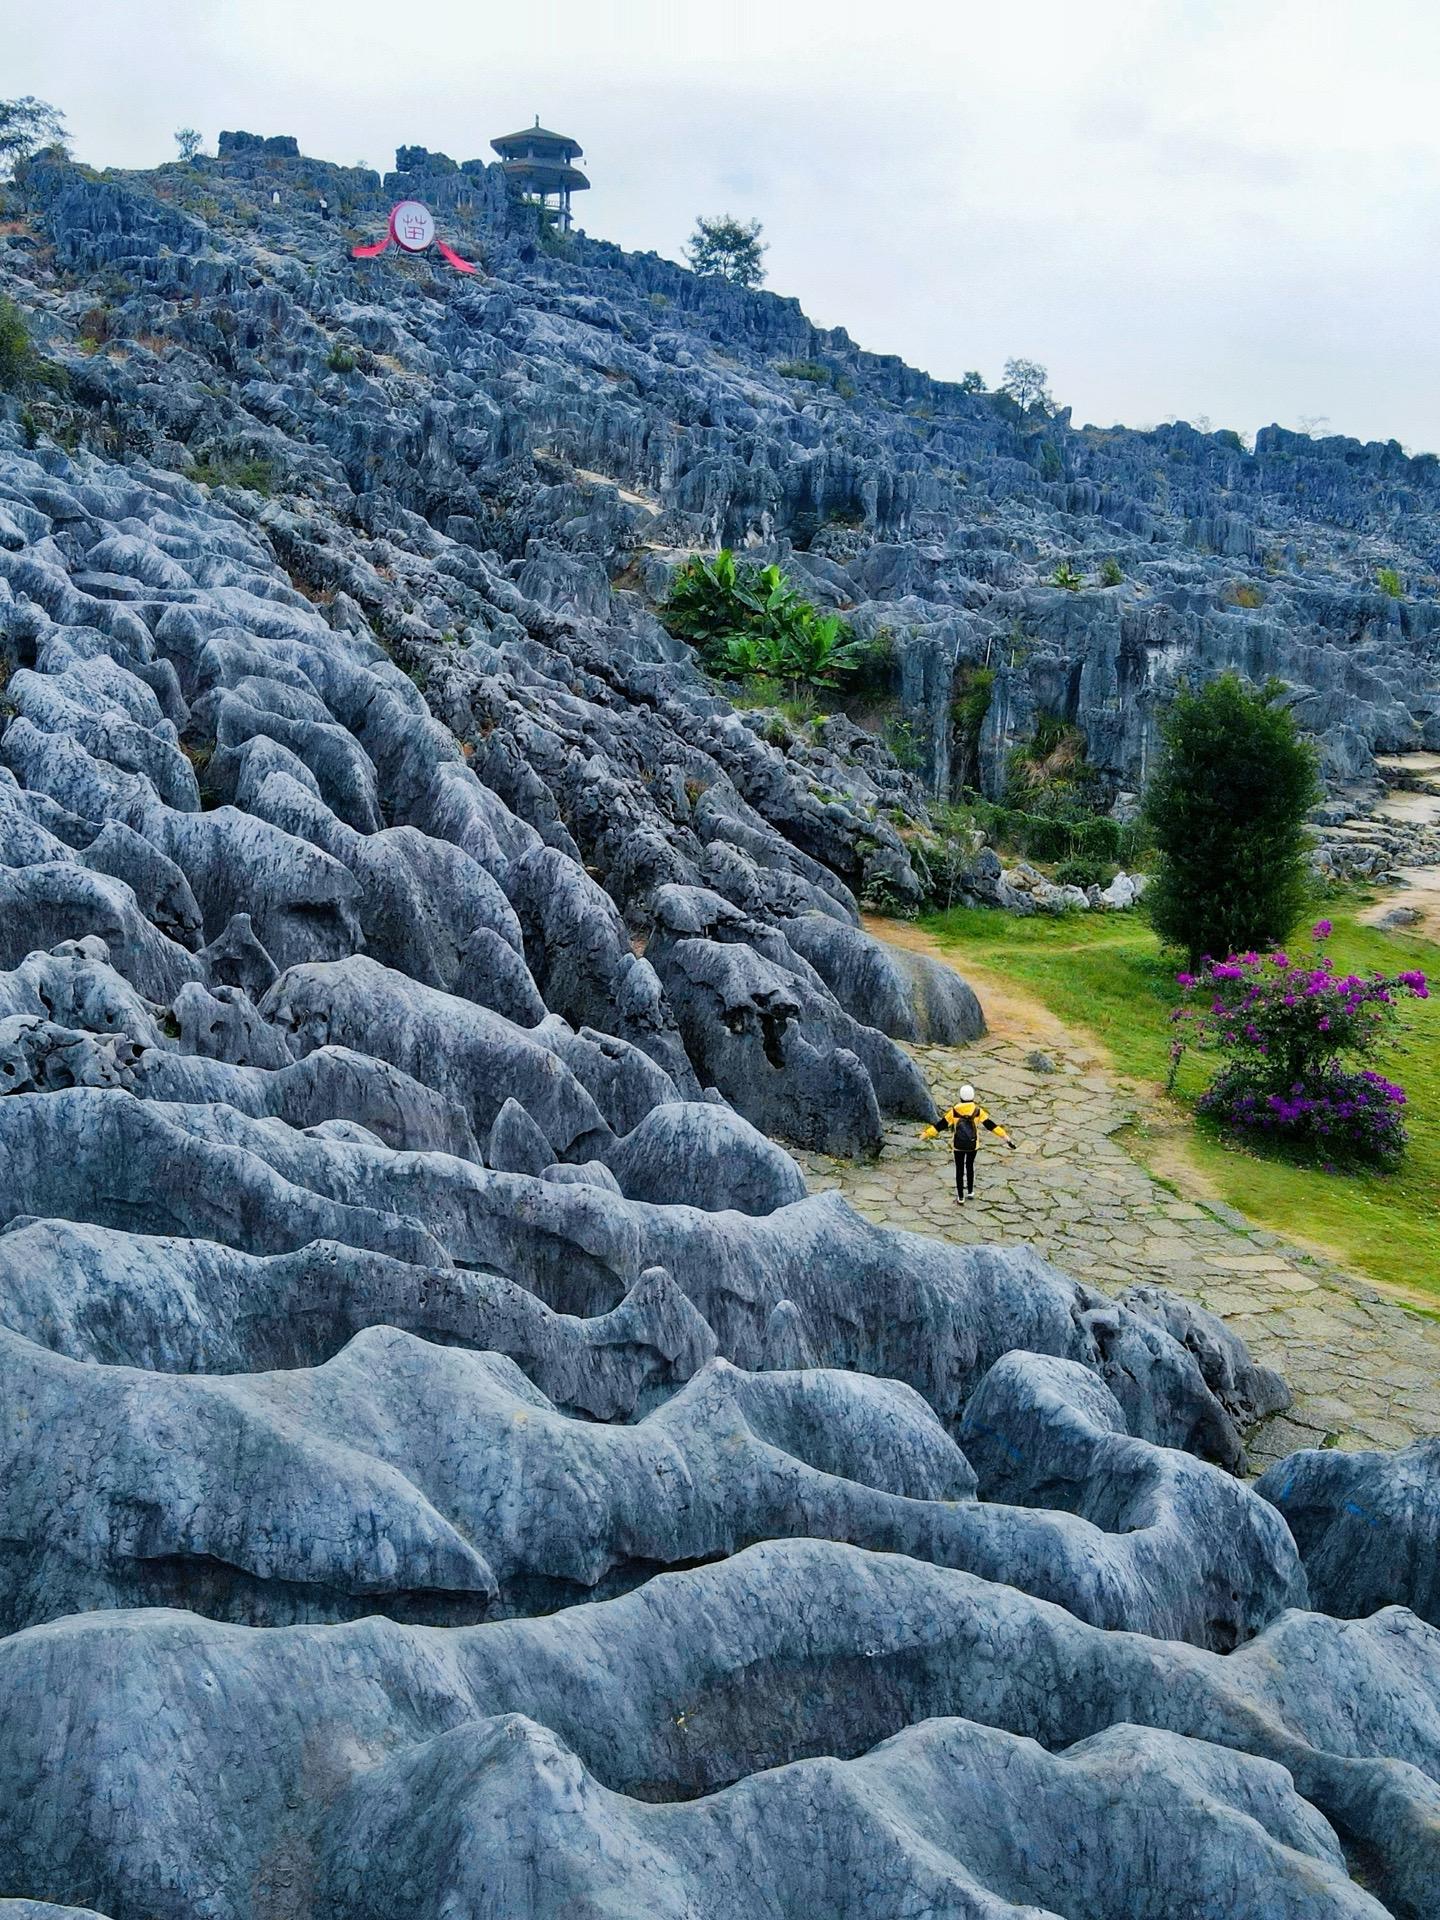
[919,903,1440,1300]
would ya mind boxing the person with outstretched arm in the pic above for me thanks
[922,1083,1017,1203]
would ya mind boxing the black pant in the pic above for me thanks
[954,1148,976,1197]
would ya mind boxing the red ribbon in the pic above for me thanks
[435,238,478,274]
[350,233,478,273]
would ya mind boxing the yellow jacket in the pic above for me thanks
[922,1101,1012,1146]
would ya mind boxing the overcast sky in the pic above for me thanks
[5,0,1438,450]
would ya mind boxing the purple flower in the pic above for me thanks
[1175,971,1196,988]
[1312,919,1332,939]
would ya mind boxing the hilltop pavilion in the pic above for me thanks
[490,119,590,232]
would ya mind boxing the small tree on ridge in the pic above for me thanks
[1142,673,1320,964]
[686,214,767,288]
[1000,356,1053,414]
[0,97,68,179]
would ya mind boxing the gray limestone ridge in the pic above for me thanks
[0,133,1434,1920]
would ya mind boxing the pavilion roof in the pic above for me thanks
[491,125,583,159]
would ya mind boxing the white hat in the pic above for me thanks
[959,1084,975,1103]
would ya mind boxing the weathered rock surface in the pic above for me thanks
[959,1351,1304,1649]
[0,1081,1263,1463]
[1258,1438,1440,1627]
[0,1327,1302,1643]
[315,1713,1390,1920]
[0,1906,115,1919]
[0,1222,715,1417]
[3,1542,1438,1920]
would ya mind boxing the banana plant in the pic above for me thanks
[774,613,871,694]
[661,548,873,700]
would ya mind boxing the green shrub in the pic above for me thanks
[883,715,924,770]
[1072,816,1122,862]
[0,295,36,390]
[1141,673,1320,964]
[949,665,994,789]
[1376,566,1404,599]
[189,454,279,496]
[326,341,357,374]
[1049,560,1083,591]
[661,549,875,698]
[1054,856,1110,890]
[1099,558,1123,587]
[777,359,833,385]
[1223,580,1265,608]
[843,625,896,702]
[966,799,1146,871]
[1005,712,1102,816]
[860,871,918,919]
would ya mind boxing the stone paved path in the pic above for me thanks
[796,1030,1440,1469]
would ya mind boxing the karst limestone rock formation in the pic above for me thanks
[0,131,1436,1918]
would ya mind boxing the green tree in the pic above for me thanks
[1000,356,1053,414]
[174,127,204,163]
[1376,566,1404,599]
[0,97,67,179]
[686,214,767,288]
[959,370,987,393]
[1142,674,1320,964]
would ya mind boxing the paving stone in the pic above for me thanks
[802,1030,1440,1455]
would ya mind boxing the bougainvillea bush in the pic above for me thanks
[1170,922,1429,1168]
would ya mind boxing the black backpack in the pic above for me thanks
[952,1108,979,1151]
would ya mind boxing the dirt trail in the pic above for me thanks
[861,914,1097,1060]
[1355,870,1440,944]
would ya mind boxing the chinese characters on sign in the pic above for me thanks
[390,200,436,252]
